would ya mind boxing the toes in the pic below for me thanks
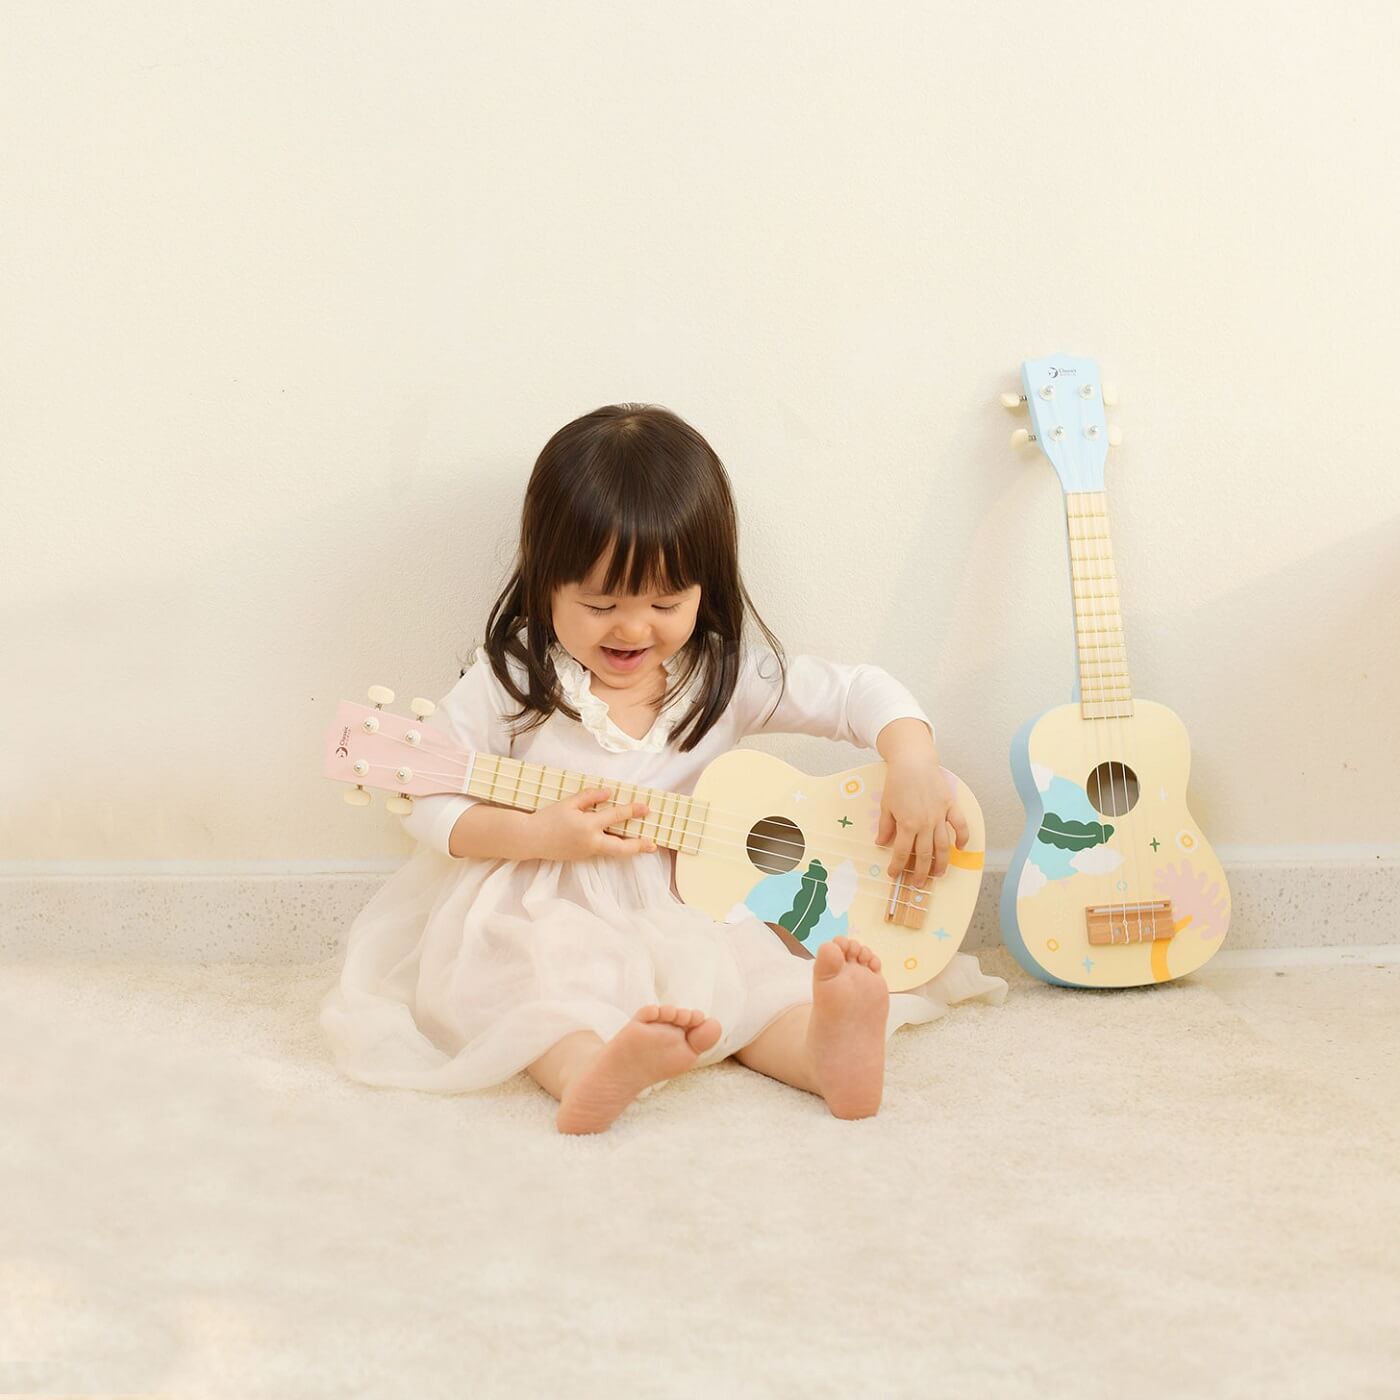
[687,1017,723,1054]
[658,1004,677,1021]
[814,940,845,978]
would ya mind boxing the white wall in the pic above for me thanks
[6,0,1398,869]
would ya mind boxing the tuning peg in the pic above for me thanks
[1011,427,1037,447]
[1102,382,1119,408]
[386,795,414,815]
[1000,391,1026,409]
[1107,425,1123,446]
[411,697,436,720]
[368,685,395,707]
[343,787,372,807]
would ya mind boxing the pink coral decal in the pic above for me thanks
[1154,860,1229,940]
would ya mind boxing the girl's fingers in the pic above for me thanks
[888,835,914,880]
[599,832,657,855]
[933,820,951,877]
[949,801,971,848]
[913,828,932,885]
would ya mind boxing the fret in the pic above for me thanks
[677,795,699,856]
[486,754,504,804]
[659,789,679,850]
[645,787,665,845]
[623,783,643,839]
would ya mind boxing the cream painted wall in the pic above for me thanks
[6,1,1398,869]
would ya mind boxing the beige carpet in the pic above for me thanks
[3,948,1398,1399]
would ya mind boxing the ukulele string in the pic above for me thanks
[1080,486,1126,948]
[1085,486,1140,946]
[354,755,957,909]
[364,727,965,876]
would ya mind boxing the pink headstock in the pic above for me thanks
[323,685,474,809]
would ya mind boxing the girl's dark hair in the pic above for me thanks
[474,402,786,752]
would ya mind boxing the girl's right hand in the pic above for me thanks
[529,787,658,863]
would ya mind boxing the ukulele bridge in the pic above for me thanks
[1085,900,1175,945]
[884,871,932,929]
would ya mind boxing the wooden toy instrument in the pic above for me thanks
[999,354,1230,986]
[324,685,986,992]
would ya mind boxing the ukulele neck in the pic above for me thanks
[1065,490,1134,719]
[465,753,706,855]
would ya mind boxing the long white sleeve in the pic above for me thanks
[398,648,517,856]
[734,643,934,750]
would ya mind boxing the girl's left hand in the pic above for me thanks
[875,759,970,886]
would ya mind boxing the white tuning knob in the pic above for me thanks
[411,697,436,719]
[1102,382,1120,408]
[367,685,396,707]
[386,795,414,815]
[1000,391,1025,409]
[1011,428,1035,447]
[343,788,372,807]
[1107,425,1123,446]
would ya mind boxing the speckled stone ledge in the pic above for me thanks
[1,861,1396,962]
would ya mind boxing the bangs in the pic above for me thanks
[560,513,698,599]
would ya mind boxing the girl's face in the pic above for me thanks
[552,552,702,690]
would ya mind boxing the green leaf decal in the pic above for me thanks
[778,859,829,943]
[1038,812,1114,851]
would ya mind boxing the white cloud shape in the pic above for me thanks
[1070,846,1125,875]
[1031,763,1055,793]
[826,859,859,916]
[1018,861,1048,897]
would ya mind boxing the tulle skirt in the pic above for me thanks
[320,846,1007,1095]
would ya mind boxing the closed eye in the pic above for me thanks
[583,603,681,614]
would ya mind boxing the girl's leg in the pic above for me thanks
[733,937,889,1119]
[733,1005,820,1094]
[526,1029,605,1102]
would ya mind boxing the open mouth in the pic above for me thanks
[601,645,650,668]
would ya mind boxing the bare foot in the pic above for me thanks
[805,936,890,1119]
[555,1004,722,1135]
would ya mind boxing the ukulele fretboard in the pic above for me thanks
[1066,491,1134,719]
[465,753,707,855]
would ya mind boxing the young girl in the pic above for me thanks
[320,403,1006,1133]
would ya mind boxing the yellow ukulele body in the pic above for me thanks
[1005,700,1230,987]
[677,749,986,992]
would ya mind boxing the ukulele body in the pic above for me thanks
[1002,699,1231,987]
[676,748,986,992]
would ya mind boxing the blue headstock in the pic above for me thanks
[1015,354,1112,494]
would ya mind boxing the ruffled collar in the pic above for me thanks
[548,641,687,754]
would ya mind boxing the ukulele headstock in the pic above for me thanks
[324,684,465,815]
[1002,354,1121,494]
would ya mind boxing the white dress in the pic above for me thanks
[319,636,1008,1094]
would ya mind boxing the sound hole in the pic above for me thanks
[746,815,804,875]
[1086,762,1140,817]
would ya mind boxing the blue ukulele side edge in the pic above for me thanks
[1002,712,1078,988]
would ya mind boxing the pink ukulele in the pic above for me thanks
[325,684,987,992]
